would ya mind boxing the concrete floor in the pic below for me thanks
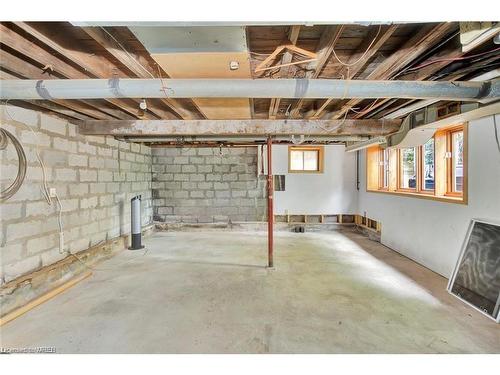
[1,230,499,353]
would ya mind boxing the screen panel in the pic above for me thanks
[449,220,500,321]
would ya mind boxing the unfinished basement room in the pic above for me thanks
[0,2,499,369]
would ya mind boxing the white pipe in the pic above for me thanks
[1,79,498,102]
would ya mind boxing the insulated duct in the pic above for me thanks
[0,79,498,102]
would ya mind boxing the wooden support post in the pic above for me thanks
[267,136,274,268]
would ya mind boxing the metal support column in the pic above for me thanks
[267,137,274,268]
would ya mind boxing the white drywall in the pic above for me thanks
[357,114,500,277]
[272,144,358,215]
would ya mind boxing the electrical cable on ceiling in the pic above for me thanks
[330,25,382,71]
[399,46,500,74]
[99,27,155,79]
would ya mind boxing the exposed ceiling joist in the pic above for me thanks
[79,26,204,120]
[268,25,301,120]
[289,25,345,118]
[79,118,402,137]
[331,22,456,119]
[0,54,124,120]
[312,24,399,119]
[2,22,161,120]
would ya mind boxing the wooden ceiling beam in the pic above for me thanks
[0,48,136,120]
[269,25,301,119]
[7,100,86,122]
[2,22,157,120]
[331,22,456,119]
[0,62,112,120]
[289,25,345,118]
[80,26,204,120]
[79,118,402,137]
[311,24,399,119]
[354,31,497,119]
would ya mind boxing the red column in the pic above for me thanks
[267,137,274,268]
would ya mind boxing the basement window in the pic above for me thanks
[399,147,417,190]
[366,123,467,204]
[288,146,324,173]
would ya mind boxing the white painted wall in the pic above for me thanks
[272,144,358,215]
[357,115,500,277]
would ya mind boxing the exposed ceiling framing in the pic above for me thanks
[1,21,499,142]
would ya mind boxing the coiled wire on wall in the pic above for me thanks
[0,127,27,201]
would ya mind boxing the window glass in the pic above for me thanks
[303,150,318,171]
[380,149,389,188]
[423,138,435,190]
[400,148,416,189]
[290,150,304,170]
[453,131,464,192]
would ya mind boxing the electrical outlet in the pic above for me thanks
[49,188,57,197]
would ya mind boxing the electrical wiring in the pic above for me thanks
[0,127,27,201]
[4,102,52,203]
[99,27,155,79]
[330,25,382,70]
[3,102,65,253]
[399,46,500,74]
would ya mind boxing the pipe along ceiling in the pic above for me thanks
[1,79,499,102]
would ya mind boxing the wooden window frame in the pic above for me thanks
[397,147,418,192]
[366,123,467,204]
[419,138,436,195]
[378,148,390,190]
[445,126,466,198]
[288,146,324,173]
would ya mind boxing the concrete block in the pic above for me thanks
[190,174,205,182]
[79,169,97,182]
[222,173,238,182]
[7,221,43,241]
[25,200,51,217]
[98,170,113,182]
[197,182,212,190]
[27,234,56,255]
[206,174,222,181]
[190,191,204,198]
[174,191,189,199]
[4,105,39,127]
[3,255,41,283]
[214,182,229,190]
[0,203,23,220]
[165,165,181,173]
[80,196,98,209]
[173,156,189,164]
[89,157,105,169]
[68,154,88,167]
[40,116,67,135]
[173,174,190,181]
[56,168,77,182]
[197,148,214,156]
[52,138,77,153]
[20,130,51,147]
[197,165,212,173]
[215,190,230,198]
[182,165,197,173]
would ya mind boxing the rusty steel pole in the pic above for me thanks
[267,136,274,268]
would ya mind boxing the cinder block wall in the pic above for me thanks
[0,105,152,284]
[152,147,266,223]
